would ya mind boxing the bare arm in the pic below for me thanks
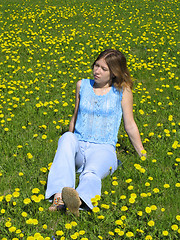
[121,87,146,157]
[69,80,81,132]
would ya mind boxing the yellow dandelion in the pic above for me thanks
[115,220,123,225]
[23,198,31,204]
[97,215,105,219]
[42,134,47,139]
[153,188,160,193]
[141,156,146,161]
[120,195,126,199]
[27,153,33,159]
[137,211,143,216]
[32,188,40,194]
[5,221,12,228]
[112,180,118,186]
[150,205,157,211]
[145,235,152,240]
[21,212,27,217]
[125,178,132,183]
[71,221,77,227]
[65,223,72,229]
[148,220,155,227]
[121,206,128,211]
[56,230,64,236]
[171,224,178,231]
[43,224,47,229]
[108,231,114,236]
[162,231,168,236]
[118,231,124,236]
[145,207,151,214]
[101,204,110,209]
[126,232,134,237]
[1,209,5,214]
[92,207,100,213]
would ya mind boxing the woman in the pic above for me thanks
[45,49,146,216]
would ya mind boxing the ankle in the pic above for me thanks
[54,193,62,200]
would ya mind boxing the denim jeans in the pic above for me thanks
[45,132,118,209]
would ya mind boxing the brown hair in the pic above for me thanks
[92,49,133,90]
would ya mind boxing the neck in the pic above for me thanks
[93,81,112,89]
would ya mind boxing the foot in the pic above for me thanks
[49,193,65,212]
[62,187,81,217]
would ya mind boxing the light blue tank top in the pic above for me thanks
[74,79,123,147]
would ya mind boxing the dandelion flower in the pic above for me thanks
[145,235,152,240]
[112,180,118,186]
[148,220,155,227]
[121,206,128,211]
[162,231,168,236]
[71,221,77,227]
[56,230,64,236]
[118,231,124,236]
[153,188,160,193]
[5,221,12,227]
[9,226,16,232]
[108,231,114,236]
[23,198,31,204]
[21,212,28,217]
[120,195,126,199]
[42,135,47,139]
[115,220,123,225]
[128,185,134,190]
[27,153,33,159]
[126,232,134,237]
[150,205,157,211]
[137,211,143,216]
[65,223,72,229]
[101,204,109,209]
[92,207,100,213]
[145,207,151,214]
[171,224,178,231]
[32,188,40,194]
[125,178,132,183]
[1,209,5,214]
[43,224,47,229]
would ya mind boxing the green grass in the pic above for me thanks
[0,0,179,239]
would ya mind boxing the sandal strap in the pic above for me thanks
[53,197,64,206]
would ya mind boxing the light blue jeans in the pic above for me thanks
[45,132,118,209]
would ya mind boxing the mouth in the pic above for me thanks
[94,74,100,79]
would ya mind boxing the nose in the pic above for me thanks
[94,66,100,74]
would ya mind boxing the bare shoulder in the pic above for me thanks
[76,79,82,88]
[122,86,133,104]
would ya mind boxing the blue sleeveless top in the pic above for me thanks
[74,79,123,147]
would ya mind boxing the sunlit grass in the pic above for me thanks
[0,0,179,239]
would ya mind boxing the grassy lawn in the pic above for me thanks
[0,0,179,239]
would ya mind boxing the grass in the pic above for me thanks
[0,0,179,239]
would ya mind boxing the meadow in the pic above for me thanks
[0,0,179,239]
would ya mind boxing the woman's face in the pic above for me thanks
[93,58,112,87]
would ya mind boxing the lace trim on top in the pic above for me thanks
[74,79,123,147]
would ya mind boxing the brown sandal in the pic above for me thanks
[62,187,81,217]
[49,197,65,212]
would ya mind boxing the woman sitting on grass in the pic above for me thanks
[45,49,146,216]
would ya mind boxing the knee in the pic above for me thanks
[58,132,78,147]
[80,170,99,180]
